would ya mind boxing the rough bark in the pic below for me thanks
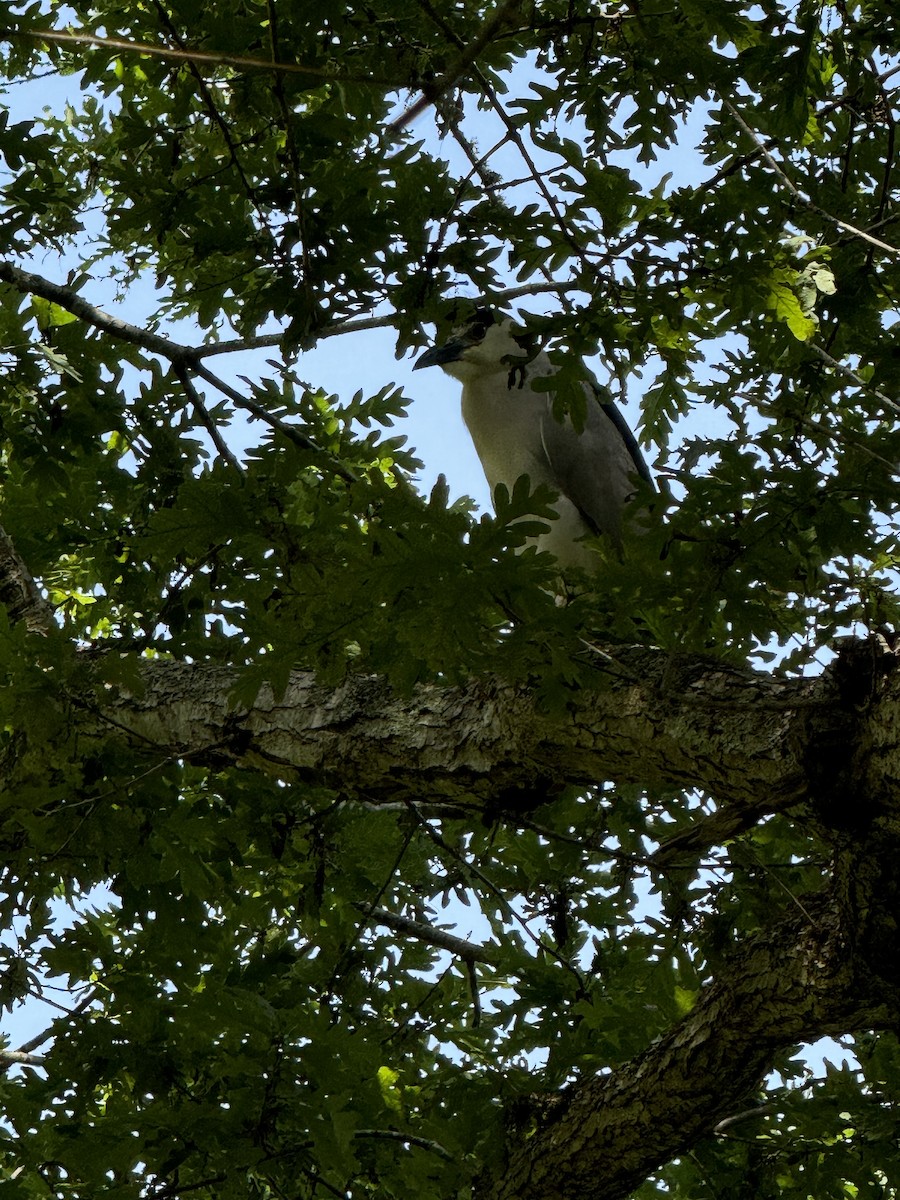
[6,637,900,1200]
[479,842,900,1200]
[96,653,814,800]
[72,637,900,835]
[0,524,52,632]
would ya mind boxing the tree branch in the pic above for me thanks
[478,864,900,1200]
[389,0,524,133]
[0,524,53,632]
[58,645,889,827]
[0,1048,46,1070]
[363,905,501,965]
[0,260,196,363]
[720,95,900,258]
[0,259,355,478]
[3,26,399,85]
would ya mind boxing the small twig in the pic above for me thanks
[326,826,418,995]
[863,53,896,274]
[808,341,900,420]
[2,260,355,474]
[509,810,656,870]
[174,366,244,472]
[720,95,900,258]
[405,802,586,987]
[473,64,592,285]
[750,854,817,926]
[361,904,500,965]
[354,1128,454,1161]
[192,362,357,480]
[715,1103,779,1135]
[190,331,284,358]
[389,0,523,132]
[152,1,274,237]
[466,957,482,1028]
[147,1173,229,1199]
[651,796,801,867]
[578,638,648,685]
[793,412,900,477]
[296,1165,348,1200]
[413,0,589,290]
[267,0,317,317]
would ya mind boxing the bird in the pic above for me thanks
[413,308,653,571]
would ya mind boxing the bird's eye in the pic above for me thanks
[469,321,488,340]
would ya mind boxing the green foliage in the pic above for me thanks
[1,1,900,1197]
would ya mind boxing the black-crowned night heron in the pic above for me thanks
[414,308,653,570]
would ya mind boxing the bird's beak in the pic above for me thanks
[413,339,465,370]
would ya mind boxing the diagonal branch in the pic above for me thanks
[151,0,276,239]
[478,870,899,1200]
[0,260,196,363]
[0,259,354,478]
[720,95,900,258]
[413,0,593,285]
[808,341,900,420]
[173,365,244,472]
[389,0,523,132]
[3,26,399,85]
[362,905,501,965]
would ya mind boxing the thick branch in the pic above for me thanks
[478,870,899,1200]
[54,636,897,853]
[0,524,53,632]
[79,652,834,812]
[9,645,900,1199]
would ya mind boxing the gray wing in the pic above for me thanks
[538,383,651,545]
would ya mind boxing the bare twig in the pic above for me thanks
[714,1103,779,1135]
[794,412,900,477]
[189,331,285,358]
[174,367,244,472]
[405,802,586,986]
[389,0,523,132]
[197,359,323,462]
[353,1129,454,1161]
[192,362,357,479]
[412,0,591,295]
[362,904,501,965]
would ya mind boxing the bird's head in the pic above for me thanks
[414,308,532,383]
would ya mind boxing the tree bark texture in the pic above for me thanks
[6,636,900,1200]
[81,637,899,836]
[483,849,900,1200]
